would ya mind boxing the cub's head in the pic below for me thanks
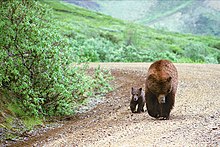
[131,87,142,101]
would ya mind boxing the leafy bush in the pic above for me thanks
[0,0,112,117]
[100,32,120,44]
[140,49,177,62]
[68,37,117,62]
[210,42,220,50]
[183,43,219,63]
[123,24,139,46]
[0,0,71,116]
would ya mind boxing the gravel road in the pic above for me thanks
[12,63,220,147]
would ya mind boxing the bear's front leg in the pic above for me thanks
[137,102,144,113]
[130,102,137,113]
[158,102,171,120]
[146,92,160,118]
[161,92,175,119]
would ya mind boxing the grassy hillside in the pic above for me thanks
[68,0,220,37]
[43,0,220,63]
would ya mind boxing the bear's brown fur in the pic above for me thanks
[145,60,178,120]
[130,87,145,113]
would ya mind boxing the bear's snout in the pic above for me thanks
[133,95,138,101]
[158,94,166,103]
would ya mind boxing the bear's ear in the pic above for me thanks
[167,77,172,82]
[139,88,142,91]
[131,87,134,93]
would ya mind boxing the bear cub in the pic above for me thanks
[130,87,145,113]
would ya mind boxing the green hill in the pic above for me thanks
[42,0,220,63]
[66,0,220,37]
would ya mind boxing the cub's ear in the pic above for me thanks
[139,88,142,91]
[131,87,134,93]
[167,77,172,82]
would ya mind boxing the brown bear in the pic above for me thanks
[145,60,178,120]
[130,87,145,113]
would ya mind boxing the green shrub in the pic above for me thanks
[69,37,117,62]
[0,0,72,116]
[100,32,120,44]
[93,66,113,93]
[0,0,112,117]
[210,42,220,50]
[183,42,219,63]
[141,49,178,62]
[123,24,139,46]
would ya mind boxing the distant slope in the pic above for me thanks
[66,0,220,36]
[63,0,100,11]
[145,0,220,36]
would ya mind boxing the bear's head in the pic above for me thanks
[131,87,142,101]
[147,74,172,104]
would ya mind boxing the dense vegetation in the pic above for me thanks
[44,0,220,63]
[0,0,112,134]
[0,0,114,142]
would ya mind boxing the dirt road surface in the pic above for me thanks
[12,63,220,146]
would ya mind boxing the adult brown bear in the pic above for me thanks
[145,60,178,120]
